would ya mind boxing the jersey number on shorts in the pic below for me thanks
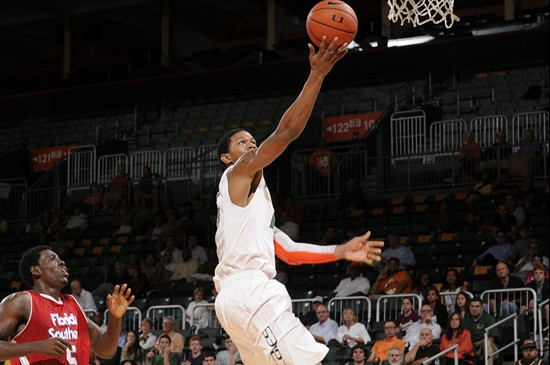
[66,345,77,365]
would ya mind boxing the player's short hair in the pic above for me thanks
[19,245,51,289]
[217,128,245,167]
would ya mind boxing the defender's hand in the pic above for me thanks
[106,284,135,319]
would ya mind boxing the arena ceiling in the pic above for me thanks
[0,0,548,89]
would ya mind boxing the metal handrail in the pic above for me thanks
[327,295,371,326]
[422,344,459,365]
[538,298,549,357]
[481,287,537,337]
[484,313,519,363]
[376,293,423,322]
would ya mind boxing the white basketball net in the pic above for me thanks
[387,0,460,28]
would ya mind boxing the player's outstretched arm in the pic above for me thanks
[0,292,72,359]
[236,37,348,177]
[274,228,383,266]
[89,284,135,358]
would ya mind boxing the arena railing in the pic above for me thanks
[422,343,459,365]
[104,306,142,332]
[375,294,422,322]
[480,288,538,345]
[192,303,219,330]
[291,298,315,322]
[537,298,548,357]
[0,178,27,221]
[327,296,371,327]
[146,304,186,332]
[483,313,521,364]
[439,291,474,311]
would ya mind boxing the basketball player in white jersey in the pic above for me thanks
[214,36,384,365]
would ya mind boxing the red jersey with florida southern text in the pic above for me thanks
[7,290,90,365]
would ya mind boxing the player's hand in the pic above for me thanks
[106,284,135,319]
[341,231,384,265]
[35,337,72,356]
[308,36,348,76]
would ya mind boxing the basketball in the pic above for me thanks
[306,1,358,47]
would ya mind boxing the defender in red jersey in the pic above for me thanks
[0,245,135,363]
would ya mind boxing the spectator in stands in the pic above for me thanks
[48,228,69,259]
[94,310,108,331]
[148,215,164,242]
[403,303,442,349]
[183,336,204,365]
[161,235,183,265]
[521,77,549,100]
[482,130,512,175]
[513,226,537,262]
[440,268,467,315]
[370,257,413,296]
[336,307,371,347]
[177,201,195,232]
[113,198,134,236]
[133,166,159,210]
[70,279,97,311]
[381,233,416,270]
[513,129,542,177]
[133,199,154,235]
[519,129,542,156]
[147,334,180,365]
[492,202,519,240]
[309,303,339,347]
[155,316,184,353]
[281,195,304,223]
[492,169,517,198]
[127,263,149,299]
[65,205,89,232]
[345,344,367,365]
[319,225,342,245]
[84,182,104,212]
[0,215,7,236]
[439,312,474,364]
[515,239,549,277]
[202,352,216,365]
[463,297,498,365]
[160,250,177,281]
[515,338,545,365]
[472,231,514,266]
[334,263,371,297]
[367,319,405,363]
[278,210,300,240]
[103,163,131,211]
[186,233,208,265]
[505,194,526,228]
[488,261,524,316]
[457,211,481,233]
[449,292,471,318]
[526,265,549,329]
[216,335,241,365]
[105,260,130,290]
[169,247,199,282]
[413,271,434,301]
[524,255,550,284]
[387,347,405,365]
[430,199,455,235]
[404,327,440,365]
[301,295,323,329]
[396,297,420,336]
[308,138,339,193]
[32,208,61,236]
[465,169,493,204]
[337,177,366,211]
[515,175,540,207]
[158,208,182,237]
[457,131,481,182]
[185,287,209,329]
[140,252,164,287]
[198,248,219,277]
[121,330,144,364]
[273,257,288,285]
[139,317,157,353]
[425,287,448,327]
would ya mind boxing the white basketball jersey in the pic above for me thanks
[214,166,276,291]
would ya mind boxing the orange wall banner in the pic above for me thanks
[31,145,75,171]
[323,112,385,142]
